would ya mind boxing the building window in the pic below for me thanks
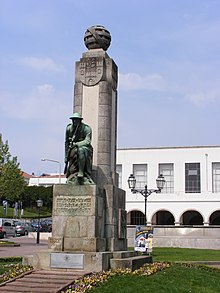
[159,163,174,193]
[185,163,201,193]
[212,162,220,193]
[133,164,147,189]
[116,164,122,188]
[130,210,145,225]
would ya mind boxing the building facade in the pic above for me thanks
[28,145,220,227]
[116,145,220,227]
[28,174,66,186]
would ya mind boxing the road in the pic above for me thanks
[0,236,48,258]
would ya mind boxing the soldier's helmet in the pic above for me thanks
[69,112,83,120]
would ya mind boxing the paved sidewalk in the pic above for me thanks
[189,260,220,269]
[0,237,91,293]
[0,269,87,293]
[0,236,48,258]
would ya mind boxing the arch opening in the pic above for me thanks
[152,210,175,225]
[180,210,203,225]
[209,210,220,225]
[127,210,145,225]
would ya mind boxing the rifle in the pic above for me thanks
[64,124,79,175]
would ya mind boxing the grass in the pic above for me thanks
[0,206,51,219]
[1,248,220,292]
[152,247,220,262]
[62,248,220,293]
[0,257,22,274]
[89,264,220,293]
[0,240,18,246]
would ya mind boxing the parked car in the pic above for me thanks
[15,221,35,236]
[31,219,52,233]
[31,221,51,232]
[0,219,16,238]
[41,220,52,232]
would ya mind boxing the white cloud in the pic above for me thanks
[119,72,167,91]
[0,84,69,122]
[118,70,220,109]
[186,88,220,107]
[35,84,55,96]
[21,57,65,72]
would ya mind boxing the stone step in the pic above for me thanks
[0,269,89,293]
[110,255,152,271]
[112,250,139,259]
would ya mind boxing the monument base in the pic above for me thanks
[49,183,127,252]
[23,250,152,272]
[23,250,113,272]
[24,183,132,271]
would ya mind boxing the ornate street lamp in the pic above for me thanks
[36,199,43,244]
[128,174,165,225]
[41,158,61,183]
[156,174,166,190]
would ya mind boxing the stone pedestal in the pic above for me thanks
[48,184,127,253]
[48,184,106,252]
[25,183,126,272]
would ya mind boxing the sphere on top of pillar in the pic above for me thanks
[84,25,111,51]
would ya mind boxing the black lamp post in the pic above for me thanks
[128,174,165,226]
[36,199,43,244]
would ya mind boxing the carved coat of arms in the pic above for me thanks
[80,57,104,86]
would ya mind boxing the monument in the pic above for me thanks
[24,25,151,272]
[64,112,94,184]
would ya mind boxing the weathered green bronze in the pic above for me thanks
[64,113,93,184]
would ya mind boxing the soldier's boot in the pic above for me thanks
[77,170,84,178]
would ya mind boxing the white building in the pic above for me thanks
[28,145,220,227]
[117,145,220,227]
[29,174,66,186]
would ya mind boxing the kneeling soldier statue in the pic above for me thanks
[64,112,93,184]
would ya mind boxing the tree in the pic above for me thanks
[21,185,53,210]
[0,134,26,205]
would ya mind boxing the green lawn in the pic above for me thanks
[61,248,220,293]
[152,247,220,262]
[1,248,220,292]
[0,257,22,274]
[0,206,51,219]
[89,264,220,293]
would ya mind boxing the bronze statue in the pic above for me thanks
[64,112,93,183]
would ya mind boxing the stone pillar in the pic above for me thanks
[74,49,118,187]
[70,27,128,253]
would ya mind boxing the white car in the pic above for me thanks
[15,222,34,236]
[0,219,16,238]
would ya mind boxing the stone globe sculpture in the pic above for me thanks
[84,25,111,51]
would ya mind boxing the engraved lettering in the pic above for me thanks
[55,196,91,216]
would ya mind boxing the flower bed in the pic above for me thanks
[62,262,170,293]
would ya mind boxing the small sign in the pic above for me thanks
[134,226,154,253]
[50,253,84,269]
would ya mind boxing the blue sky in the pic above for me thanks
[1,0,220,175]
